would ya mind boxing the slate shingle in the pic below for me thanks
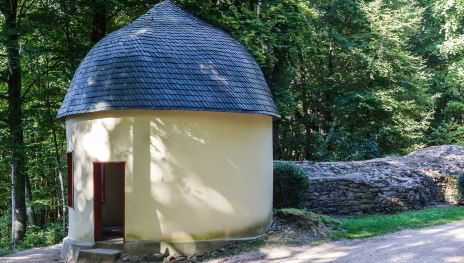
[57,0,280,119]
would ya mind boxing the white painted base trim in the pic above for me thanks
[124,235,261,256]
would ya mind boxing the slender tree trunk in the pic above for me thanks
[302,103,315,160]
[50,121,66,232]
[25,174,36,227]
[2,0,27,244]
[57,168,66,232]
[267,58,285,160]
[91,0,107,44]
[328,40,335,76]
[272,120,281,160]
[44,57,66,232]
[247,0,261,13]
[11,167,15,249]
[458,84,463,123]
[299,51,315,160]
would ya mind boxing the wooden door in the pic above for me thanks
[93,162,125,241]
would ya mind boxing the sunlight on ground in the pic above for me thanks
[438,228,464,240]
[220,222,464,263]
[265,248,293,259]
[389,253,416,262]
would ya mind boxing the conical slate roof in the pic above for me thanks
[57,0,280,119]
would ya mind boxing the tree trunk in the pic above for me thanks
[57,168,66,232]
[44,57,67,232]
[50,115,66,232]
[1,0,27,245]
[272,120,281,160]
[25,174,36,227]
[458,84,463,124]
[267,57,285,160]
[299,51,315,160]
[91,0,107,44]
[11,167,15,248]
[302,106,315,160]
[328,40,335,76]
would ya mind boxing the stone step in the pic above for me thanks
[95,239,124,250]
[77,248,122,263]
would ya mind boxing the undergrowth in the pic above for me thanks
[0,222,65,256]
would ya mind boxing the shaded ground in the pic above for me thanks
[207,220,464,263]
[0,244,62,263]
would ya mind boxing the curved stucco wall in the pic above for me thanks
[66,110,273,243]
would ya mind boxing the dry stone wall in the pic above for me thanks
[296,145,464,215]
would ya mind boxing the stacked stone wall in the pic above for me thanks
[296,145,464,215]
[432,175,458,204]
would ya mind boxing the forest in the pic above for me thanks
[0,0,462,253]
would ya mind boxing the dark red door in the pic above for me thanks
[93,163,104,241]
[93,162,125,242]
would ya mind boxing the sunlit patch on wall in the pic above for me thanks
[83,121,110,160]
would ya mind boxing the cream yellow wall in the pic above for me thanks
[66,110,273,243]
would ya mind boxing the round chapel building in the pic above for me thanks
[58,0,279,260]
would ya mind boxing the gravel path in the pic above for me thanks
[207,220,464,263]
[0,244,62,263]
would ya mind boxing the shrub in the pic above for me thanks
[21,226,47,248]
[20,223,65,249]
[457,172,464,205]
[0,212,11,255]
[0,212,10,244]
[273,161,310,209]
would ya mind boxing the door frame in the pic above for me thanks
[93,161,125,242]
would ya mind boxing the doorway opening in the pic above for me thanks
[93,162,125,241]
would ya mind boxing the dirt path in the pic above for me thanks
[2,221,464,263]
[207,221,464,263]
[0,244,62,263]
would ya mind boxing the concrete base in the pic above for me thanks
[95,239,124,250]
[124,237,257,256]
[77,248,122,263]
[61,236,258,261]
[61,237,94,263]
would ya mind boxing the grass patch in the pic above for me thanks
[333,206,464,239]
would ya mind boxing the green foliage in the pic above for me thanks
[314,126,381,161]
[457,173,464,205]
[21,226,48,248]
[0,212,11,255]
[445,101,464,120]
[429,123,464,146]
[333,206,464,239]
[0,222,65,256]
[422,0,464,147]
[273,161,310,209]
[21,223,65,249]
